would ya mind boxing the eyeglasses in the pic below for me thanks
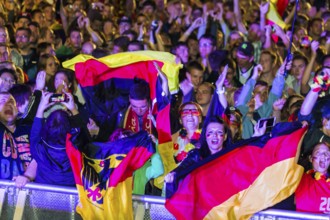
[180,109,200,117]
[1,77,15,84]
[199,43,213,48]
[15,35,28,40]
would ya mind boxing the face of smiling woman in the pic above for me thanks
[206,122,227,155]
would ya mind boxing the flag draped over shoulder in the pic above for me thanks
[66,130,154,220]
[266,0,289,30]
[165,122,306,220]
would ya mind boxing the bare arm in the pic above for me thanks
[215,65,229,109]
[233,0,247,34]
[301,41,319,95]
[178,17,203,42]
[84,17,104,46]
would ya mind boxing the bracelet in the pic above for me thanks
[216,87,225,95]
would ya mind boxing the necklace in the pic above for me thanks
[41,138,66,150]
[307,169,330,182]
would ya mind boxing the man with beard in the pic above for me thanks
[236,63,286,139]
[285,53,308,96]
[15,27,38,81]
[235,41,256,86]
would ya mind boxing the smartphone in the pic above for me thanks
[257,117,276,131]
[49,94,68,103]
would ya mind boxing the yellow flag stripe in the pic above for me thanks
[62,51,182,93]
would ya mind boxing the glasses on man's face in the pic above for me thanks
[181,109,200,117]
[1,77,15,84]
[15,35,28,40]
[199,43,213,48]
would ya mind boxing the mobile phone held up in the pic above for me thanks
[257,117,276,133]
[49,94,68,103]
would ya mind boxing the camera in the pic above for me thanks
[49,94,69,103]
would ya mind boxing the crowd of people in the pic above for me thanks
[0,0,330,215]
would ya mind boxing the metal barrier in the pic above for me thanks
[0,179,328,220]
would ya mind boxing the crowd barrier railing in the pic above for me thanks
[0,180,328,220]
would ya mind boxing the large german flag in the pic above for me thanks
[165,122,306,220]
[66,130,154,220]
[63,51,180,218]
[63,51,180,188]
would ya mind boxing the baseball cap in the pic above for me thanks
[17,13,31,22]
[237,42,254,57]
[117,16,132,25]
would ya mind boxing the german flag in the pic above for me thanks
[63,51,180,218]
[66,130,154,220]
[165,122,306,220]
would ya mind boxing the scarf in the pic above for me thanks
[123,106,152,134]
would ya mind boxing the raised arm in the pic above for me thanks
[235,64,261,106]
[300,69,330,116]
[178,17,204,42]
[215,65,229,109]
[233,0,247,34]
[301,41,319,95]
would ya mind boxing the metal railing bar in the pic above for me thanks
[0,188,6,217]
[0,180,329,219]
[13,190,27,220]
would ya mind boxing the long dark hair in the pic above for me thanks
[41,110,71,145]
[199,116,228,159]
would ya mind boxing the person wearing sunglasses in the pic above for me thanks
[173,101,203,164]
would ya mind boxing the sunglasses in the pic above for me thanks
[180,109,200,117]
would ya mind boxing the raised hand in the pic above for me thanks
[311,40,319,56]
[61,91,78,114]
[37,91,54,116]
[252,64,263,80]
[153,61,169,96]
[35,70,46,91]
[216,64,228,89]
[260,2,270,15]
[191,17,204,29]
[273,98,286,111]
